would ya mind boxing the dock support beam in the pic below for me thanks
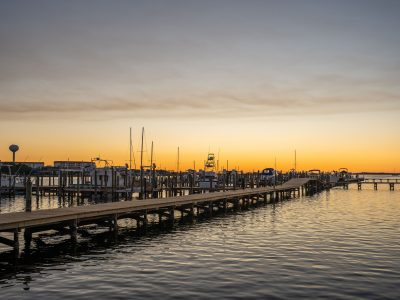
[25,179,32,212]
[24,228,32,253]
[14,229,19,255]
[70,219,78,243]
[223,199,227,214]
[169,207,175,225]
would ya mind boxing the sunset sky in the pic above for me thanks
[0,0,399,172]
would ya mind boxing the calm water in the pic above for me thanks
[0,182,399,299]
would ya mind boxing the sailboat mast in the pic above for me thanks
[150,141,154,174]
[217,149,220,172]
[129,127,132,170]
[177,147,180,172]
[140,127,144,199]
[150,141,154,193]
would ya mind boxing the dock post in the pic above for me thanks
[112,214,118,233]
[189,203,195,218]
[70,219,78,243]
[208,201,213,216]
[233,197,239,211]
[143,210,148,230]
[13,228,20,255]
[0,168,2,198]
[143,178,147,199]
[169,206,175,225]
[24,228,32,254]
[223,198,227,214]
[94,169,98,197]
[77,172,80,199]
[35,175,39,196]
[158,211,163,224]
[25,178,32,212]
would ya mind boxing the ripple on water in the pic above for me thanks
[1,189,400,299]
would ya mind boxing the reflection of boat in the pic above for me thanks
[199,153,218,189]
[260,168,275,185]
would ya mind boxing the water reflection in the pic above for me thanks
[0,185,399,299]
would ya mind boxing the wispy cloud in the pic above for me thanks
[0,80,399,121]
[1,1,399,121]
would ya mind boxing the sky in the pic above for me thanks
[0,0,399,172]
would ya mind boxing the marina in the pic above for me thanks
[1,1,399,299]
[1,149,397,257]
[0,178,316,254]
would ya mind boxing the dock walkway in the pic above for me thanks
[0,178,314,253]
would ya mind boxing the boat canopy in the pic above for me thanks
[308,169,321,174]
[261,168,275,175]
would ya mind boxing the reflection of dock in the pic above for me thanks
[0,178,318,254]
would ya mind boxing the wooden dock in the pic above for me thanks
[0,178,316,254]
[354,178,400,190]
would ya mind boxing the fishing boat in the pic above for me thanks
[199,153,218,189]
[308,169,321,179]
[260,168,276,185]
[338,168,350,182]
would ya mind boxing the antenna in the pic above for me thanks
[294,149,297,171]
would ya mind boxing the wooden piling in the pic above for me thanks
[25,178,32,212]
[70,219,78,243]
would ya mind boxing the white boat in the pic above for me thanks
[338,168,351,182]
[308,169,321,179]
[0,164,26,189]
[199,153,218,189]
